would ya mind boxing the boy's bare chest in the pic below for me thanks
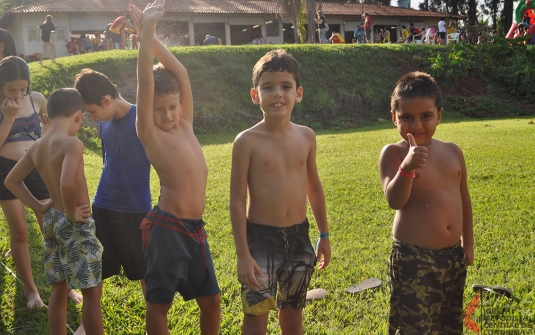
[149,129,205,167]
[414,153,462,189]
[251,141,308,172]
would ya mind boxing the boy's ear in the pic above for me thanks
[437,108,443,124]
[295,86,304,103]
[391,110,397,125]
[74,111,83,123]
[250,88,260,105]
[100,95,111,107]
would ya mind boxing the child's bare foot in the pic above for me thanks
[68,289,83,304]
[3,248,11,258]
[73,323,86,335]
[26,291,45,308]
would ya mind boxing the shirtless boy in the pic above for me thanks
[230,49,331,335]
[379,72,473,335]
[5,88,103,335]
[74,68,151,302]
[130,1,220,334]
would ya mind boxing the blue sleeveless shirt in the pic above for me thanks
[92,105,151,213]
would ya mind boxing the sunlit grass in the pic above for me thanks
[1,117,534,334]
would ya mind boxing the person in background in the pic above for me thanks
[362,12,373,43]
[353,24,364,43]
[252,35,264,45]
[315,10,329,44]
[401,25,410,43]
[329,31,344,43]
[383,27,391,43]
[374,29,382,43]
[203,34,222,45]
[38,15,55,65]
[438,17,447,45]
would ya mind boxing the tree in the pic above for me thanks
[275,0,303,43]
[306,0,316,43]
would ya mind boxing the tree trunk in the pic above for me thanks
[451,0,458,15]
[468,0,476,26]
[293,19,301,44]
[306,0,316,43]
[503,0,513,35]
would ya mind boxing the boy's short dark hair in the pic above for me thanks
[153,63,181,97]
[73,68,119,105]
[390,71,442,112]
[252,49,301,89]
[47,88,84,119]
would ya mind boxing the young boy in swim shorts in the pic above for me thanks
[74,68,151,302]
[129,1,220,334]
[230,49,331,335]
[5,88,104,335]
[379,71,474,335]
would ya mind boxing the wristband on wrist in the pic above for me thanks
[319,231,329,239]
[398,166,415,178]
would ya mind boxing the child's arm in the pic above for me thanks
[131,2,193,124]
[0,98,20,148]
[130,0,166,142]
[458,148,474,265]
[306,129,331,269]
[380,134,428,209]
[230,133,263,290]
[153,34,194,123]
[5,150,53,213]
[61,139,85,221]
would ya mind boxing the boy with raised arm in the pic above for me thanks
[5,88,103,335]
[230,50,331,335]
[379,72,473,335]
[130,1,220,334]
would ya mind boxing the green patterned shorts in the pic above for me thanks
[43,208,103,289]
[388,239,467,335]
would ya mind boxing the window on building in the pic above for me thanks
[28,28,39,42]
[266,19,279,37]
[56,27,67,41]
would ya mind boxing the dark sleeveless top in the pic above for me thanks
[0,93,42,142]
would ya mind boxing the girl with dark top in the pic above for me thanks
[315,10,328,44]
[38,15,55,65]
[0,54,49,308]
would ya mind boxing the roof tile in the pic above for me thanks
[7,0,460,18]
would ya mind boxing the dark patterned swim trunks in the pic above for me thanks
[43,208,103,289]
[388,239,467,335]
[241,219,316,316]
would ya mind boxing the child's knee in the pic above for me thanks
[81,285,102,301]
[197,294,221,314]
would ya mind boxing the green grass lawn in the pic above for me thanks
[1,117,534,334]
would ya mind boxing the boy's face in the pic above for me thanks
[153,92,180,131]
[84,95,115,122]
[250,71,303,120]
[391,97,442,146]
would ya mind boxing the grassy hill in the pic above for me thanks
[29,44,534,135]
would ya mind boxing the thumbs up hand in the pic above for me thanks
[401,133,428,171]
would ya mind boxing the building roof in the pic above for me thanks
[0,0,463,28]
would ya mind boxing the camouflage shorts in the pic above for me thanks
[388,240,467,335]
[43,208,103,289]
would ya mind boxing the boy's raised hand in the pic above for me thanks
[401,133,428,171]
[141,0,166,25]
[128,4,143,40]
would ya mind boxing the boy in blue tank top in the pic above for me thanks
[74,69,151,300]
